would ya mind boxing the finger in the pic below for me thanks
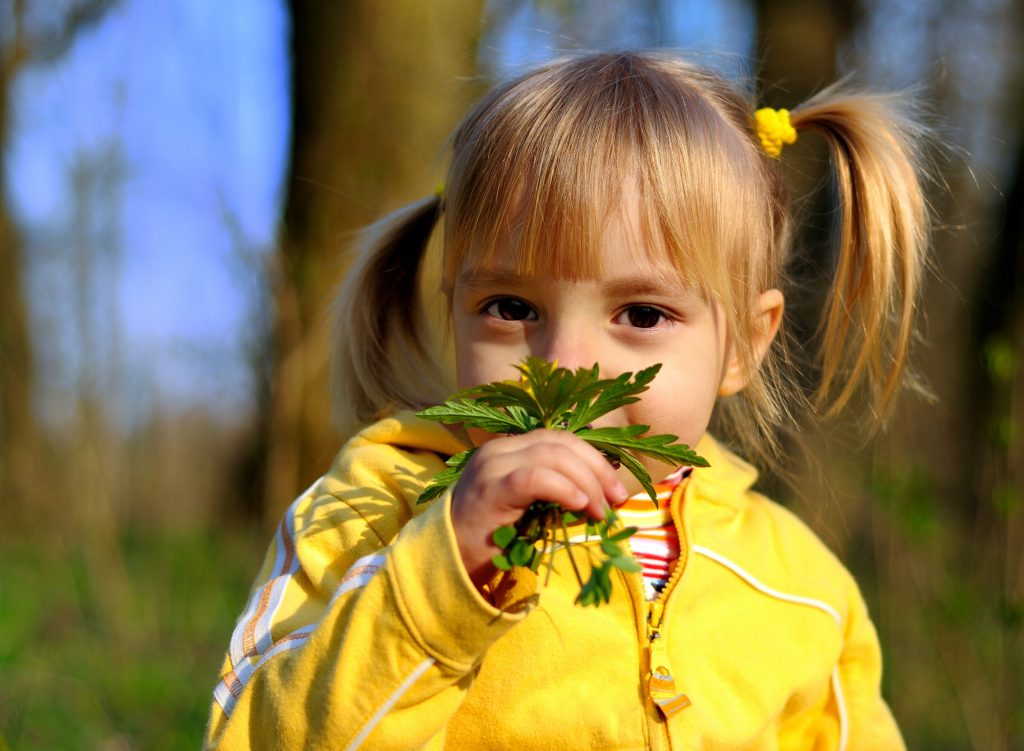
[513,443,615,517]
[510,430,628,505]
[496,464,603,518]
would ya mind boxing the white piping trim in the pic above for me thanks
[345,657,436,750]
[327,553,386,609]
[229,497,301,665]
[831,667,849,751]
[215,625,317,716]
[692,545,842,625]
[212,676,237,715]
[255,530,296,656]
[693,545,849,750]
[214,552,388,718]
[341,553,387,585]
[229,480,320,666]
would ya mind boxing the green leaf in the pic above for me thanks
[576,583,596,607]
[622,434,710,468]
[567,381,635,430]
[505,404,542,432]
[415,449,476,505]
[595,565,613,600]
[516,356,557,386]
[584,442,658,503]
[561,510,581,525]
[575,427,708,469]
[417,399,527,434]
[416,483,445,505]
[470,382,546,424]
[444,449,476,470]
[415,469,460,504]
[577,565,613,607]
[509,539,535,567]
[492,554,512,571]
[567,364,661,430]
[600,539,623,557]
[415,357,711,607]
[611,555,643,573]
[492,525,516,548]
[575,424,648,441]
[609,526,638,542]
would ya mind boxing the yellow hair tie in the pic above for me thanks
[754,107,797,158]
[434,180,446,200]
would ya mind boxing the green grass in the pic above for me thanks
[1,511,1019,748]
[0,527,263,750]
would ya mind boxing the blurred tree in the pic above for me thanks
[751,0,1024,745]
[968,34,1024,746]
[260,0,485,523]
[748,0,867,508]
[0,0,115,521]
[754,0,860,97]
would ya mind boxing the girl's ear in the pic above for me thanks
[719,289,785,397]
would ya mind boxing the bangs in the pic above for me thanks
[442,53,772,302]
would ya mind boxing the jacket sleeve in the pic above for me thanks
[835,578,906,751]
[777,568,906,751]
[203,449,527,750]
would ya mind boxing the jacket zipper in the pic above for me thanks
[645,478,692,718]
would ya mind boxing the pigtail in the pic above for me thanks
[789,88,930,425]
[330,195,448,436]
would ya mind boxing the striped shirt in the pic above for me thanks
[619,466,692,600]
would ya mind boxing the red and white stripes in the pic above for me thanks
[618,466,692,600]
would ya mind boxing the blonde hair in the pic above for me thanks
[331,51,929,461]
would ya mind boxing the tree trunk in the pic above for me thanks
[751,0,864,509]
[0,43,39,519]
[0,1,117,522]
[263,1,485,523]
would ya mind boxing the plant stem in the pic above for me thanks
[560,513,585,587]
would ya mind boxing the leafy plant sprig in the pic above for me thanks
[416,357,709,606]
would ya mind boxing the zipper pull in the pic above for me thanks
[647,600,691,718]
[648,601,665,636]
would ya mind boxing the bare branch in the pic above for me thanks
[19,0,120,65]
[2,0,31,75]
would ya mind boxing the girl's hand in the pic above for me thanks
[450,430,629,588]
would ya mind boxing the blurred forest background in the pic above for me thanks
[0,0,1021,748]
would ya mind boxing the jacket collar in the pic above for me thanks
[687,433,760,511]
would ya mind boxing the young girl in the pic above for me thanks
[205,51,927,750]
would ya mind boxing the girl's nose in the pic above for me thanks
[536,327,598,371]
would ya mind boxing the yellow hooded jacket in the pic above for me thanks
[205,412,904,750]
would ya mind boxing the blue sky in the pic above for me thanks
[6,0,760,424]
[484,0,754,73]
[14,0,1009,425]
[8,0,289,422]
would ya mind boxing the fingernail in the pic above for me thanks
[613,481,628,501]
[576,490,590,509]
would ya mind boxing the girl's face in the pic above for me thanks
[450,206,741,495]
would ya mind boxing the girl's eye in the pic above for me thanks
[618,305,669,329]
[484,298,537,321]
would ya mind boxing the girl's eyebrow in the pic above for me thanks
[601,276,699,299]
[455,268,524,293]
[457,269,698,298]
